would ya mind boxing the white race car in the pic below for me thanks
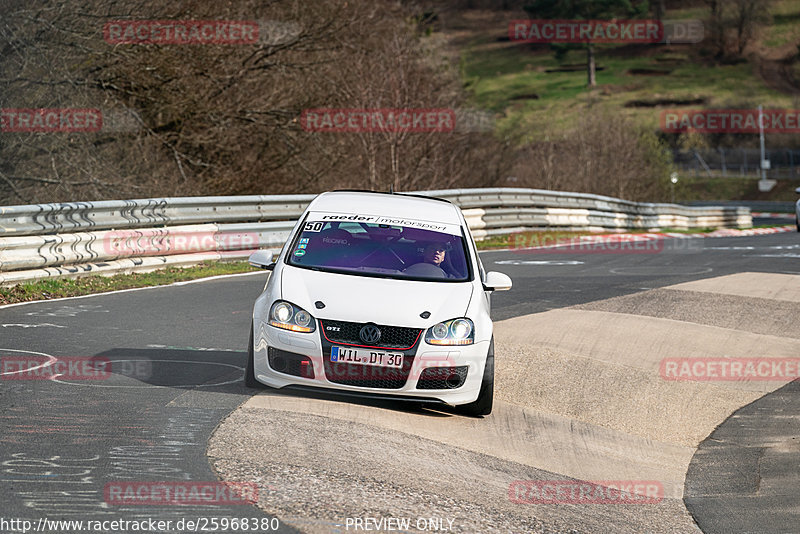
[245,190,512,416]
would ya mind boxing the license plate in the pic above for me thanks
[330,346,403,368]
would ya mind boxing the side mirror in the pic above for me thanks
[484,271,512,292]
[249,250,276,271]
[795,187,800,195]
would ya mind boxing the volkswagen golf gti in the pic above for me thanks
[245,190,512,416]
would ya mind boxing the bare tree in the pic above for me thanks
[704,0,772,59]
[310,2,510,193]
[730,0,772,56]
[0,0,512,204]
[507,108,674,202]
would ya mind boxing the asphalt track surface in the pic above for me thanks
[0,228,798,533]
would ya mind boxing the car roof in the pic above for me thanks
[306,191,463,225]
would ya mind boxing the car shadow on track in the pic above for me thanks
[91,347,469,418]
[88,347,248,390]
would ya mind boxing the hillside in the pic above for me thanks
[1,0,798,204]
[439,1,800,201]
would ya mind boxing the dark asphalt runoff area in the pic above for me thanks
[0,228,797,533]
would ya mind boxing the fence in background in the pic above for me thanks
[675,149,800,180]
[0,188,751,285]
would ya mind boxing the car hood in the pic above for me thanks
[280,266,473,328]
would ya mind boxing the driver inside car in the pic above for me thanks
[400,241,456,278]
[423,242,448,268]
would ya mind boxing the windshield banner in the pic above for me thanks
[311,212,462,235]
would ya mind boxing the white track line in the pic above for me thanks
[0,271,265,311]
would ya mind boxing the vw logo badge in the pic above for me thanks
[359,324,381,344]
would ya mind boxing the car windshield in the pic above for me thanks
[286,213,471,282]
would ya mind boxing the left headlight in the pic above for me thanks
[268,300,316,333]
[425,318,474,346]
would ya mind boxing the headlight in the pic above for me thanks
[425,318,474,345]
[269,300,316,333]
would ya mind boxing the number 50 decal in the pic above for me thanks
[305,222,324,232]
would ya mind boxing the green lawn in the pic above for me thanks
[764,0,800,48]
[463,45,794,139]
[459,3,799,139]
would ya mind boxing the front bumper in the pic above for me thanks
[252,321,489,406]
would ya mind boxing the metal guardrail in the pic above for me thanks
[0,188,752,285]
[687,200,797,213]
[0,195,312,237]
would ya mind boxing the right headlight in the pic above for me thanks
[268,300,316,333]
[425,318,474,346]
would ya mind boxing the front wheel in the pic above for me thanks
[796,215,799,232]
[459,338,494,417]
[244,322,260,388]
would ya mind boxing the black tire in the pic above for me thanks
[796,215,799,232]
[459,337,494,417]
[244,322,261,388]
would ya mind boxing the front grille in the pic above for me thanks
[320,320,421,349]
[268,347,314,379]
[416,366,469,389]
[319,320,422,389]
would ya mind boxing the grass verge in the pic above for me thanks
[476,230,642,250]
[473,224,781,251]
[0,261,260,306]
